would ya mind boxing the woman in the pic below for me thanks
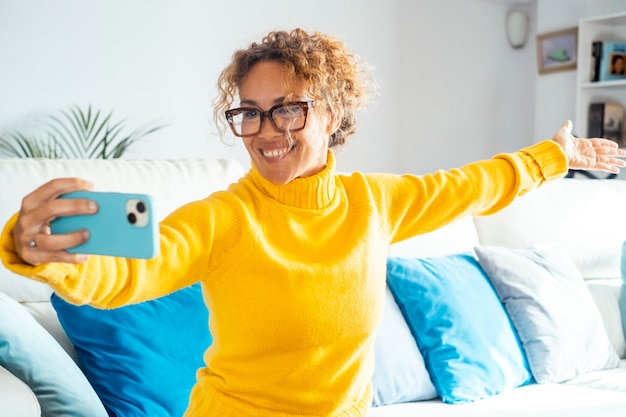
[2,28,625,416]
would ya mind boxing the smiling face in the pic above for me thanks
[238,61,334,185]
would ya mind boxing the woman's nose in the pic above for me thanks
[257,115,280,137]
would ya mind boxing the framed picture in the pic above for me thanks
[536,27,578,74]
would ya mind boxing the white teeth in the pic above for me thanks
[262,147,289,158]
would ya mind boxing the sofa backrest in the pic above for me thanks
[474,178,626,280]
[0,158,246,303]
[388,217,480,259]
[384,178,626,282]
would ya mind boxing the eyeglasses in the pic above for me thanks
[225,101,314,137]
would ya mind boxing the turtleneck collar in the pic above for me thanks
[247,150,337,210]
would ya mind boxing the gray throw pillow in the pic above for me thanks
[475,245,619,383]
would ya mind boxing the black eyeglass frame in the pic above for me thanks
[224,101,314,137]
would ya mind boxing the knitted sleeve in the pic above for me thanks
[364,140,568,244]
[0,194,233,308]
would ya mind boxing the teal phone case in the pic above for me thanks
[50,191,159,259]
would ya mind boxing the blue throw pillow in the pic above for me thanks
[51,283,211,417]
[386,253,532,404]
[0,292,107,417]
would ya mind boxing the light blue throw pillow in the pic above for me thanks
[386,253,532,404]
[51,283,211,417]
[0,292,107,417]
[371,286,437,406]
[476,245,620,384]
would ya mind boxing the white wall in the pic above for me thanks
[0,0,537,175]
[0,0,400,172]
[396,0,536,174]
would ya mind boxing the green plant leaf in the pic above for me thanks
[0,104,167,159]
[0,132,62,158]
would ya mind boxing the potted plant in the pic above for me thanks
[0,104,166,159]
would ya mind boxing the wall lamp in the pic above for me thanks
[506,9,530,49]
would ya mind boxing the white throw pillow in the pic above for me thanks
[475,245,620,383]
[371,287,437,406]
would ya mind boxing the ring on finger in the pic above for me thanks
[28,239,37,249]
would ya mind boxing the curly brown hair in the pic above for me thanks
[213,28,374,147]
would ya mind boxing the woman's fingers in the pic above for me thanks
[21,235,91,265]
[14,178,96,265]
[20,178,94,212]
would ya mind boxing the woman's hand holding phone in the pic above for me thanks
[13,178,97,265]
[50,191,158,259]
[13,178,158,266]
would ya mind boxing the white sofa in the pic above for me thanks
[1,157,626,417]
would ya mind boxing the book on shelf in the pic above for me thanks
[590,41,626,82]
[588,102,625,146]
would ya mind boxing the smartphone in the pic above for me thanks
[50,191,159,259]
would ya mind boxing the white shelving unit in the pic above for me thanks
[576,11,626,138]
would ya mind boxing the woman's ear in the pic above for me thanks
[325,112,341,136]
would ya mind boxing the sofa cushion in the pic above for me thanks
[386,253,532,404]
[475,245,620,384]
[371,286,437,406]
[368,382,626,417]
[0,366,40,417]
[51,283,211,417]
[565,360,626,393]
[0,292,107,417]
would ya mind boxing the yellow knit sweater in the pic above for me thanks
[0,141,567,417]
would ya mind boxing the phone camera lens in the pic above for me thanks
[128,213,137,224]
[136,201,146,213]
